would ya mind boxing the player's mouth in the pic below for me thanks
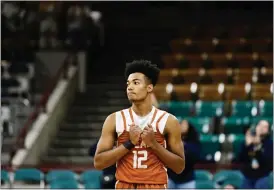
[127,92,136,95]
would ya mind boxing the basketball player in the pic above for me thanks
[94,60,185,189]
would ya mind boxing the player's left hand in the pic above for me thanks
[141,124,157,148]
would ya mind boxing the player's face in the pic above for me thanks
[127,73,152,102]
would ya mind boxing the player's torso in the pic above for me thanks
[115,107,169,184]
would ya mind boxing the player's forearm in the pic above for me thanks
[94,145,130,170]
[150,142,185,174]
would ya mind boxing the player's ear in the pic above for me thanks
[147,84,153,93]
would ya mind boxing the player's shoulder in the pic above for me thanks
[115,108,130,115]
[110,108,131,120]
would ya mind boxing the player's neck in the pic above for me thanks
[131,99,153,117]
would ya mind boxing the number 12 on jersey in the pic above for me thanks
[132,150,148,169]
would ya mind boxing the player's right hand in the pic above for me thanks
[129,124,142,145]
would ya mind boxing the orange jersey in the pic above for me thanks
[115,107,169,184]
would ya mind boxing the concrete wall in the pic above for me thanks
[22,68,78,165]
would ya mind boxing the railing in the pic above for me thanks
[10,54,75,163]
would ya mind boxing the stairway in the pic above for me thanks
[42,3,180,165]
[42,75,130,164]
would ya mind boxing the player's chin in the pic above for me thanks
[127,97,136,102]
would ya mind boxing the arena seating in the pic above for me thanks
[1,168,272,189]
[155,22,273,166]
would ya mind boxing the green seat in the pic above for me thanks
[81,170,103,189]
[222,116,250,134]
[228,134,245,159]
[200,134,221,161]
[213,170,244,189]
[14,168,44,183]
[186,117,211,134]
[231,101,256,117]
[49,180,79,189]
[1,169,9,183]
[251,117,273,127]
[195,170,213,181]
[259,101,273,117]
[168,101,193,118]
[195,101,224,117]
[46,170,77,183]
[196,180,214,189]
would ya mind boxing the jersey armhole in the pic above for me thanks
[158,113,170,134]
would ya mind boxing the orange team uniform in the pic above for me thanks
[115,106,170,189]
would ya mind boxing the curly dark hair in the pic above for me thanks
[124,60,160,86]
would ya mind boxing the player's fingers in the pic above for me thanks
[143,126,149,131]
[142,131,148,136]
[147,124,153,128]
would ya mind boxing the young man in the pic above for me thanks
[94,60,185,189]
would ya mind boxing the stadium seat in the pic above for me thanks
[167,101,193,118]
[186,117,211,134]
[213,170,244,189]
[258,67,273,83]
[153,85,171,101]
[224,85,251,101]
[173,84,197,101]
[196,180,214,189]
[207,69,233,84]
[195,170,213,181]
[46,170,77,183]
[228,134,245,159]
[12,168,44,189]
[49,180,79,189]
[222,116,250,134]
[199,134,220,161]
[251,117,273,126]
[14,168,44,182]
[81,170,103,189]
[252,84,273,100]
[230,101,256,117]
[158,69,175,84]
[1,169,9,184]
[234,68,253,84]
[198,85,224,101]
[258,101,273,117]
[195,101,224,117]
[180,69,200,84]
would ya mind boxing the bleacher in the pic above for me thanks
[152,20,273,188]
[2,168,272,189]
[155,23,273,165]
[1,168,273,189]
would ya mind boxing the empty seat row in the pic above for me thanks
[154,83,273,101]
[162,53,272,69]
[170,38,272,53]
[161,101,273,118]
[160,100,273,136]
[158,68,272,84]
[1,169,103,189]
[6,168,270,189]
[182,115,272,135]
